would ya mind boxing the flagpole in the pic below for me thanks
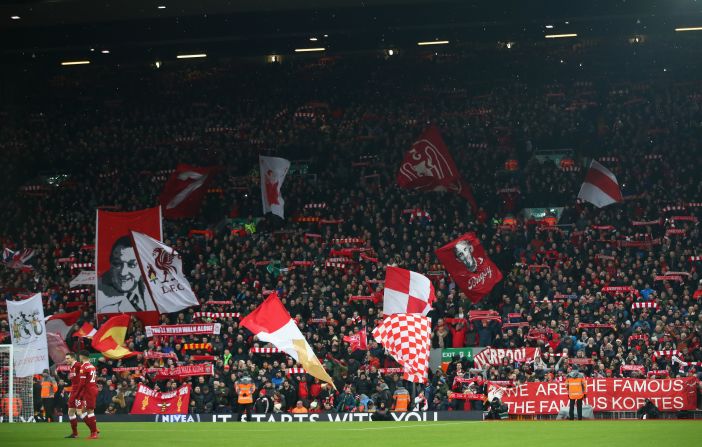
[94,209,99,328]
[128,230,161,314]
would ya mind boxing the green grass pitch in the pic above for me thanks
[1,420,701,447]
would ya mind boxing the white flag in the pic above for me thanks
[70,270,96,288]
[130,231,200,314]
[7,293,49,377]
[259,156,291,218]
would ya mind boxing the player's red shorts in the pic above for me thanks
[81,390,97,409]
[68,393,83,410]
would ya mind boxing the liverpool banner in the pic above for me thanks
[154,364,214,381]
[435,232,503,304]
[7,294,49,377]
[145,324,221,337]
[473,348,541,368]
[131,231,199,314]
[96,207,162,317]
[131,383,191,414]
[490,377,698,414]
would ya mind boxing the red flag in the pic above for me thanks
[159,164,217,219]
[577,160,623,208]
[372,314,431,383]
[45,310,81,339]
[383,266,435,316]
[74,322,97,338]
[342,328,368,352]
[130,383,190,414]
[435,232,503,304]
[46,332,71,365]
[397,126,477,211]
[96,206,161,325]
[91,314,136,359]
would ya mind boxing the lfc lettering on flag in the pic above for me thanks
[130,230,199,315]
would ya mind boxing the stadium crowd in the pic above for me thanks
[1,40,702,418]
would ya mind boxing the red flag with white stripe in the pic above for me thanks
[577,160,623,208]
[159,164,217,219]
[74,322,97,338]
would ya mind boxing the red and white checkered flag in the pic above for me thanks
[383,266,435,316]
[372,314,431,384]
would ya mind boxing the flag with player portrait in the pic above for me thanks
[435,232,503,304]
[96,207,162,322]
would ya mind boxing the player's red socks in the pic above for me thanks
[82,413,92,431]
[69,416,78,435]
[85,414,98,434]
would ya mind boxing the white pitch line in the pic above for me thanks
[116,428,277,433]
[341,421,481,431]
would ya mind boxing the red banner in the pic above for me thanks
[154,363,214,381]
[143,351,178,360]
[159,164,217,219]
[435,232,503,304]
[96,207,162,320]
[492,378,697,414]
[130,383,190,414]
[473,347,541,368]
[396,126,477,210]
[145,324,221,337]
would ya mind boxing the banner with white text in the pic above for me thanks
[491,377,698,414]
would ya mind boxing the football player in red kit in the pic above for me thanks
[64,352,85,438]
[73,350,100,439]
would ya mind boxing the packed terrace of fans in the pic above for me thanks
[1,41,701,414]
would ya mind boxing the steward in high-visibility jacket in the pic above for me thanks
[40,371,58,421]
[235,376,256,421]
[392,386,410,412]
[566,367,587,420]
[235,378,256,405]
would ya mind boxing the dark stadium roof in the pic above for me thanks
[1,0,701,63]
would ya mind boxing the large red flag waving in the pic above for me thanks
[397,126,477,211]
[435,232,503,304]
[159,164,217,219]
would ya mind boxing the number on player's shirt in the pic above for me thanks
[89,369,96,383]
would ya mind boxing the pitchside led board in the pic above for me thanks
[95,206,162,323]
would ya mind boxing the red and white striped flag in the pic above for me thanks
[73,322,97,338]
[577,160,623,208]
